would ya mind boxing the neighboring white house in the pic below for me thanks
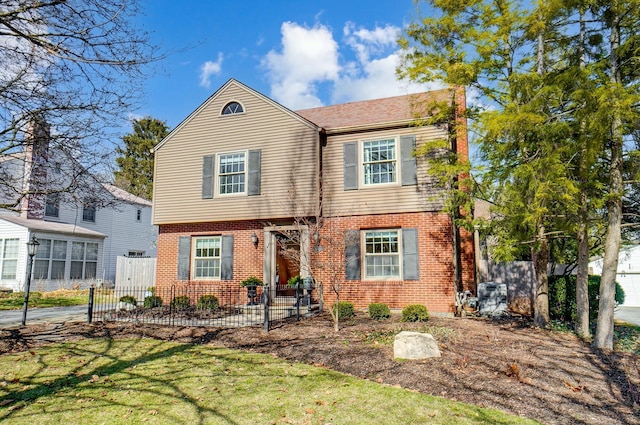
[589,244,640,307]
[0,118,157,292]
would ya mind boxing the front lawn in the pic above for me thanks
[0,338,540,425]
[0,290,88,310]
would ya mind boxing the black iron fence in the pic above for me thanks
[88,283,321,330]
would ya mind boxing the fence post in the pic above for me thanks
[87,286,94,324]
[263,285,269,332]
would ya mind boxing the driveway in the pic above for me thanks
[615,306,640,327]
[0,305,88,328]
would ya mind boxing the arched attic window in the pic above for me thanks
[221,101,244,115]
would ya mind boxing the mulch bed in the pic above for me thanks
[1,313,638,425]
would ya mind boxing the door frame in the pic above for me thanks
[262,225,310,298]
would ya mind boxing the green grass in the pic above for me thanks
[0,338,541,425]
[614,322,640,354]
[0,290,88,310]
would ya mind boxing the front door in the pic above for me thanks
[263,225,310,299]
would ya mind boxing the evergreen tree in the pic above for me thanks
[114,117,169,200]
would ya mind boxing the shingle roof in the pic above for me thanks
[295,89,453,130]
[102,184,152,206]
[0,214,107,238]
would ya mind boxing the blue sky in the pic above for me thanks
[134,0,440,130]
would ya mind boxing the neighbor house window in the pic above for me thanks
[362,139,397,185]
[217,152,246,195]
[136,209,141,221]
[363,230,401,279]
[221,101,244,115]
[45,193,60,217]
[70,241,98,279]
[82,202,96,223]
[34,239,67,280]
[0,238,19,280]
[128,250,144,257]
[192,236,221,279]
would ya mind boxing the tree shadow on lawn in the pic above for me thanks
[0,335,248,424]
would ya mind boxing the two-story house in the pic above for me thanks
[0,119,158,292]
[152,79,474,314]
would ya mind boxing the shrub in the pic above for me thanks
[332,301,355,319]
[240,276,263,287]
[197,294,219,311]
[143,295,162,308]
[401,304,430,322]
[368,303,391,320]
[171,295,190,309]
[146,286,156,295]
[548,275,625,322]
[119,295,137,306]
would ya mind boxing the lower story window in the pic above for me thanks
[34,239,67,280]
[363,230,400,278]
[0,238,19,280]
[193,237,221,279]
[70,241,98,279]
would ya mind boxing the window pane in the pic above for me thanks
[1,260,17,279]
[51,261,66,279]
[364,230,400,278]
[84,262,97,279]
[195,259,220,278]
[3,239,19,258]
[86,243,98,261]
[70,261,83,279]
[34,259,49,279]
[83,205,96,222]
[218,153,246,194]
[36,239,52,259]
[71,242,85,260]
[52,241,67,259]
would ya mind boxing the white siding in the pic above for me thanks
[0,220,29,291]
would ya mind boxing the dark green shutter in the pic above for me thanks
[177,236,191,280]
[248,150,261,196]
[220,235,234,280]
[402,228,419,280]
[343,142,358,190]
[345,230,360,280]
[202,155,215,199]
[400,135,417,186]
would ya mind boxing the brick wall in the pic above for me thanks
[156,211,475,315]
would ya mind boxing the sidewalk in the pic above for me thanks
[0,305,87,328]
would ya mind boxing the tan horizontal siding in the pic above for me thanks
[153,83,319,225]
[322,126,447,217]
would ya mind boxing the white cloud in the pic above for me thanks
[262,21,445,109]
[262,22,339,109]
[199,52,223,88]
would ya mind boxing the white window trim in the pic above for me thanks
[70,241,99,280]
[215,150,248,197]
[360,136,400,188]
[220,100,246,116]
[34,238,68,280]
[191,236,222,280]
[361,229,403,281]
[0,238,19,280]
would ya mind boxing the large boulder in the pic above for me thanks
[393,331,441,360]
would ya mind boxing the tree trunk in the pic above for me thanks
[533,226,549,328]
[593,5,623,349]
[575,202,591,338]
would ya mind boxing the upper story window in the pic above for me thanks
[136,209,141,221]
[217,151,246,195]
[82,202,96,223]
[362,138,397,186]
[221,101,244,115]
[45,193,60,217]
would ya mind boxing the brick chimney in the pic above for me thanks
[20,116,50,220]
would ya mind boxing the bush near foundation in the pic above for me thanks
[401,304,430,322]
[368,303,391,320]
[332,301,355,319]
